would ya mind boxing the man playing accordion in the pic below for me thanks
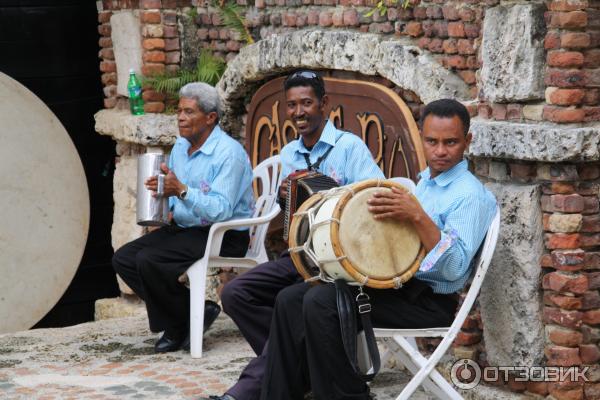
[200,71,384,400]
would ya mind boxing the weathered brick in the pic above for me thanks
[142,90,166,102]
[546,293,584,309]
[584,49,600,68]
[413,6,427,19]
[463,23,480,38]
[141,10,161,23]
[163,11,177,25]
[582,215,600,233]
[545,345,583,366]
[549,11,588,28]
[584,383,600,399]
[584,309,600,325]
[548,194,585,213]
[584,106,600,122]
[140,0,161,8]
[141,63,165,76]
[164,38,179,51]
[457,39,475,55]
[548,0,589,11]
[99,48,115,60]
[584,197,600,214]
[492,103,507,120]
[585,252,600,269]
[427,38,443,53]
[546,69,588,88]
[538,164,579,181]
[549,326,584,347]
[527,381,549,396]
[547,51,585,68]
[453,330,481,345]
[426,6,443,19]
[165,51,180,64]
[458,8,475,22]
[448,21,465,37]
[544,106,586,123]
[544,307,584,329]
[582,291,600,310]
[477,103,492,119]
[99,61,116,73]
[578,165,600,181]
[561,32,591,48]
[548,383,584,400]
[163,25,178,38]
[142,38,165,50]
[319,11,332,27]
[581,325,600,343]
[405,21,423,37]
[544,182,576,194]
[547,88,586,105]
[101,73,117,86]
[98,24,111,37]
[144,101,165,113]
[98,11,112,23]
[142,50,165,63]
[552,249,586,270]
[543,271,589,294]
[577,182,599,196]
[543,253,554,267]
[343,9,359,26]
[546,30,562,49]
[442,38,457,54]
[586,271,600,290]
[103,97,117,109]
[432,20,448,38]
[545,233,582,249]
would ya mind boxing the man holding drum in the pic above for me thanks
[112,82,254,353]
[257,99,497,399]
[202,71,384,400]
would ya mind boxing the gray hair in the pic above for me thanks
[179,82,221,119]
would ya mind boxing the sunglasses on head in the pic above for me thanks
[285,70,323,83]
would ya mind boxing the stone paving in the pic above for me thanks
[0,312,437,400]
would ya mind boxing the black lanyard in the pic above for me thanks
[302,145,334,172]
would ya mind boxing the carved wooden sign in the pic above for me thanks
[246,77,426,180]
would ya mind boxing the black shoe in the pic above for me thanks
[198,395,236,400]
[204,300,221,333]
[181,300,222,352]
[154,332,185,353]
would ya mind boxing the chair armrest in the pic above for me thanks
[197,204,281,266]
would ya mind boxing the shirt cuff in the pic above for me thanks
[419,228,459,273]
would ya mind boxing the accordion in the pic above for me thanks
[283,170,339,241]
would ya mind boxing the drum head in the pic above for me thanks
[0,72,89,333]
[338,187,421,280]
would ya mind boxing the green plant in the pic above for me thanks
[214,0,254,44]
[144,50,226,112]
[365,0,411,18]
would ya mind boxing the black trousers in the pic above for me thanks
[220,253,302,400]
[112,224,249,335]
[260,280,458,400]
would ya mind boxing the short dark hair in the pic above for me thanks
[420,99,470,136]
[283,70,326,100]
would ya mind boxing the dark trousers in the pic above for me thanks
[112,224,249,335]
[260,280,458,400]
[220,253,302,400]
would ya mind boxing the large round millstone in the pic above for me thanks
[0,72,89,333]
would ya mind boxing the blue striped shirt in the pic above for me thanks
[415,159,497,294]
[168,124,254,229]
[279,120,385,184]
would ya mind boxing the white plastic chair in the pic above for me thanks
[187,155,282,358]
[371,208,500,399]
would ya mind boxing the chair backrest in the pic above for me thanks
[388,177,416,193]
[450,208,501,332]
[246,155,282,258]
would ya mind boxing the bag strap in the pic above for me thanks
[334,279,381,382]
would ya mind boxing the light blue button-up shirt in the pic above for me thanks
[168,124,254,229]
[279,120,384,184]
[414,159,497,294]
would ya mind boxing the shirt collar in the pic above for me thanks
[186,124,224,156]
[418,159,468,187]
[297,120,337,153]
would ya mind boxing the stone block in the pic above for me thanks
[480,4,546,102]
[111,11,144,97]
[480,183,545,367]
[549,214,583,233]
[469,119,600,162]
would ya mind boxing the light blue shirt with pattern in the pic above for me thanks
[279,120,385,184]
[168,124,254,230]
[415,159,497,294]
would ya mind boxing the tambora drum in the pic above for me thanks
[288,179,425,289]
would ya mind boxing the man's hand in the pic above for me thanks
[367,187,424,223]
[368,187,441,252]
[278,176,290,202]
[145,163,186,198]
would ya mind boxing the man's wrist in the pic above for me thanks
[178,184,188,200]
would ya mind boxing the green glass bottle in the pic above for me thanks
[127,68,145,115]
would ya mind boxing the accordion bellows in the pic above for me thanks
[283,170,339,241]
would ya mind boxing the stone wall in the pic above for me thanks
[95,0,600,397]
